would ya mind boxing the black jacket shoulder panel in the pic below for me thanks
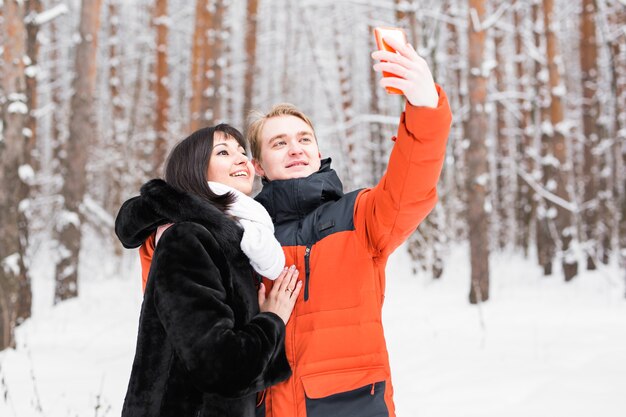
[274,189,361,246]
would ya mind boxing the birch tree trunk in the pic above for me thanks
[54,0,102,303]
[542,0,578,281]
[0,0,29,349]
[467,0,490,303]
[153,0,169,175]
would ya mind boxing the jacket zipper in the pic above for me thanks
[304,245,312,301]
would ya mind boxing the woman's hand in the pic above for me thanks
[258,265,302,325]
[371,37,439,108]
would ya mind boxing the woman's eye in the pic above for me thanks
[217,150,228,156]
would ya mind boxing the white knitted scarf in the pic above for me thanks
[207,182,284,280]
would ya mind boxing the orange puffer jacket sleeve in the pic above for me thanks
[354,84,452,259]
[139,234,155,292]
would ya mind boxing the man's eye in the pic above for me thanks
[301,137,312,142]
[273,141,286,148]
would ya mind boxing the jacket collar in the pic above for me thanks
[255,158,344,224]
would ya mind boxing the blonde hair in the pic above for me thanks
[247,103,316,161]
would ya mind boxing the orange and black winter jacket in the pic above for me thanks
[137,85,451,417]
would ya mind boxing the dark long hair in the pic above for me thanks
[164,123,247,212]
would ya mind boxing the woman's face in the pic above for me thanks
[207,132,255,195]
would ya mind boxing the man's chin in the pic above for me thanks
[272,169,314,181]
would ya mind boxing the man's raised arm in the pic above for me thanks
[354,37,452,258]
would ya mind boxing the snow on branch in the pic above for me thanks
[516,167,577,213]
[29,4,70,26]
[82,196,115,229]
[470,3,513,32]
[1,253,21,276]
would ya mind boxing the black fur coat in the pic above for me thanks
[115,179,291,417]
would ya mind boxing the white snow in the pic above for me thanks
[33,4,69,26]
[7,101,28,115]
[1,253,21,276]
[0,243,624,417]
[25,65,39,78]
[18,164,35,184]
[57,210,81,229]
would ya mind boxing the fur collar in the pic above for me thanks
[115,179,243,257]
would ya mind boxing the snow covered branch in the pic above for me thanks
[516,167,578,213]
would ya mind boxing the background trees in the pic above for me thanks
[1,0,625,348]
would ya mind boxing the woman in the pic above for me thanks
[115,124,301,417]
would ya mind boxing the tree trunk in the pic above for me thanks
[608,2,626,294]
[243,0,258,128]
[368,18,385,185]
[333,3,356,187]
[153,0,169,175]
[15,0,42,325]
[532,2,552,275]
[542,0,577,281]
[190,0,208,131]
[467,0,490,304]
[514,2,535,256]
[202,0,225,126]
[580,0,601,270]
[54,0,102,303]
[494,19,511,250]
[446,2,468,240]
[0,0,29,349]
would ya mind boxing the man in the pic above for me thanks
[248,36,451,417]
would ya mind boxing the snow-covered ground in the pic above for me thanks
[1,239,625,417]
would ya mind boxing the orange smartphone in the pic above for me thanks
[373,27,407,95]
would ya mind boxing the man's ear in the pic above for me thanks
[252,159,265,178]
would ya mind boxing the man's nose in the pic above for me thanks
[288,141,303,154]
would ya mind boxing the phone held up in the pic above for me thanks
[373,27,407,95]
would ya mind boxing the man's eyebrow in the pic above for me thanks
[268,134,287,142]
[297,130,313,136]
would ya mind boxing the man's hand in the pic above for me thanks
[371,37,439,109]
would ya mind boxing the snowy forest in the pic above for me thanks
[0,0,625,415]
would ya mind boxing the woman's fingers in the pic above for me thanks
[290,280,303,300]
[269,267,287,296]
[276,265,296,293]
[257,282,266,306]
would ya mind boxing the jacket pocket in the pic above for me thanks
[301,367,389,417]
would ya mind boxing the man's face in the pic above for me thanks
[253,115,321,181]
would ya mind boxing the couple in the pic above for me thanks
[116,37,452,417]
